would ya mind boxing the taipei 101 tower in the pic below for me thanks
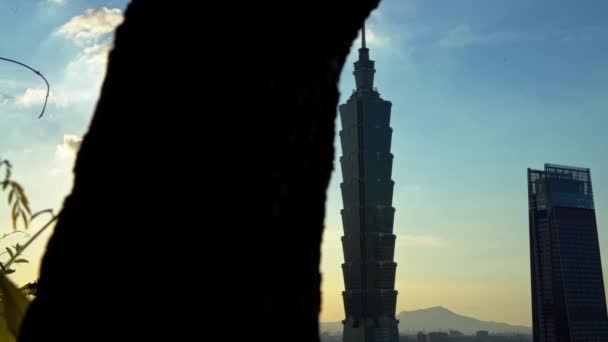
[339,24,400,342]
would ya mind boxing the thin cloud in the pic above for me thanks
[437,25,477,48]
[367,27,391,47]
[50,7,123,106]
[56,7,123,45]
[48,0,66,5]
[437,24,519,48]
[0,93,9,106]
[56,134,82,158]
[14,88,68,108]
[63,38,113,91]
[436,24,600,49]
[353,25,392,48]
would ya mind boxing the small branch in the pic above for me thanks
[5,215,57,269]
[0,57,50,118]
[1,231,30,240]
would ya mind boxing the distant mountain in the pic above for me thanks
[396,306,531,335]
[320,306,531,336]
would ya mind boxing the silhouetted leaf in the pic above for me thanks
[20,211,28,230]
[7,188,15,205]
[11,203,18,230]
[21,201,30,216]
[12,182,30,215]
[12,260,27,264]
[0,273,30,338]
[5,248,13,259]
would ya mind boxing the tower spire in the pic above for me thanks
[354,22,375,91]
[361,23,366,49]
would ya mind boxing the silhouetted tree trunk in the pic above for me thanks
[19,1,379,341]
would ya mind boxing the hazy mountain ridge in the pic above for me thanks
[320,306,531,335]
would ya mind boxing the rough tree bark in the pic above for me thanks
[19,1,380,341]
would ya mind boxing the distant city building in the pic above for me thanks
[417,332,427,342]
[449,330,464,337]
[476,331,489,337]
[528,164,608,341]
[340,24,399,342]
[475,331,489,342]
[428,332,449,342]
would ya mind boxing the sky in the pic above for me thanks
[0,0,129,294]
[2,0,608,328]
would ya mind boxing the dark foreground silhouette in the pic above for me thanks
[19,1,379,341]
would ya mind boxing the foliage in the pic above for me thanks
[0,158,57,340]
[1,56,53,340]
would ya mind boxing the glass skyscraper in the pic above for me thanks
[339,26,400,342]
[528,164,608,341]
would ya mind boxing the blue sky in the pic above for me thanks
[323,0,608,326]
[2,0,608,327]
